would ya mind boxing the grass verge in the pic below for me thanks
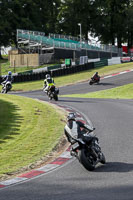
[0,58,61,75]
[0,94,66,180]
[61,83,133,99]
[1,62,133,92]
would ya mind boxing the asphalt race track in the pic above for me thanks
[1,71,133,200]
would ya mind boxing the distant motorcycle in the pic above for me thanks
[47,85,59,101]
[1,81,12,93]
[70,131,106,171]
[89,76,100,85]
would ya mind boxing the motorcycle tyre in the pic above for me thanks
[47,92,52,100]
[54,94,58,101]
[89,81,93,85]
[78,149,95,171]
[5,88,8,93]
[2,89,7,93]
[100,152,106,164]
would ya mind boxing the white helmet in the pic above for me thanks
[46,74,50,79]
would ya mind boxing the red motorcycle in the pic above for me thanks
[89,76,100,85]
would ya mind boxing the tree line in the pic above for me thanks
[0,0,133,58]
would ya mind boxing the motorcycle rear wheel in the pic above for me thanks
[78,149,95,171]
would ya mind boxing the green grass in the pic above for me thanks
[0,59,47,75]
[1,62,133,92]
[0,94,66,180]
[61,83,133,99]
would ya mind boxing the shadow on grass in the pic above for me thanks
[0,99,24,144]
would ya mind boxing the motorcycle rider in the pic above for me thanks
[1,71,13,89]
[64,113,95,155]
[92,72,100,81]
[43,74,55,94]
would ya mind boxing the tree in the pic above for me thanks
[0,0,61,55]
[57,0,93,40]
[0,0,13,58]
[90,0,133,48]
[1,0,133,53]
[124,1,133,50]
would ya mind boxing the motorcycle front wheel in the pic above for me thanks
[78,149,95,171]
[1,89,7,93]
[54,94,58,101]
[100,152,106,164]
[89,80,93,85]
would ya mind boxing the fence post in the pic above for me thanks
[73,50,76,62]
[14,60,16,73]
[0,62,1,76]
[27,57,29,69]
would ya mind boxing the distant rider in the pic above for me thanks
[1,71,13,89]
[64,113,95,155]
[92,72,100,81]
[43,74,55,94]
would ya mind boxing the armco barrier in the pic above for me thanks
[51,62,94,78]
[8,62,95,83]
[13,71,47,83]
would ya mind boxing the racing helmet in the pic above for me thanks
[8,71,12,75]
[46,74,50,79]
[67,113,76,121]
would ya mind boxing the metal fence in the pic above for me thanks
[17,29,119,53]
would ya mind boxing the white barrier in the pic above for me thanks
[33,67,48,73]
[88,58,100,63]
[108,57,121,65]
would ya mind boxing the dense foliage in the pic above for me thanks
[0,0,133,57]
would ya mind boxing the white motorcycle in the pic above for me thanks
[1,81,12,93]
